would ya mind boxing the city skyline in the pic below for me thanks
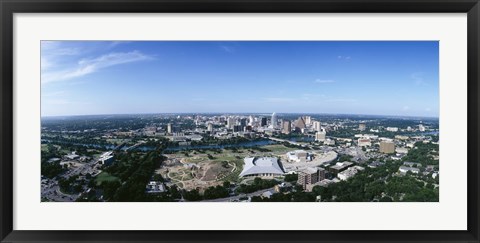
[41,41,439,117]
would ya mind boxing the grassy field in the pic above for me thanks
[262,144,293,153]
[95,172,120,186]
[166,144,294,184]
[41,144,49,152]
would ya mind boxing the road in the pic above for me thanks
[201,187,275,202]
[42,159,101,202]
[41,178,78,202]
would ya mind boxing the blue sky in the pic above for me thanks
[41,41,439,117]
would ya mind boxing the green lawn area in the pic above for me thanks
[95,172,120,186]
[41,144,49,152]
[221,159,244,183]
[263,144,292,153]
[211,154,238,162]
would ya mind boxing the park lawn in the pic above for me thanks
[263,144,292,153]
[221,159,244,183]
[41,144,49,152]
[211,154,239,162]
[95,172,120,186]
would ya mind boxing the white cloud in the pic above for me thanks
[411,72,428,86]
[301,93,326,100]
[402,106,410,111]
[326,98,357,102]
[314,79,335,84]
[337,55,351,60]
[108,41,131,48]
[264,97,294,103]
[42,50,153,84]
[220,45,235,53]
[42,91,67,97]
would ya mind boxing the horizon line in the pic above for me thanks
[41,112,439,119]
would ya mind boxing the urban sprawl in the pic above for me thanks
[41,113,439,202]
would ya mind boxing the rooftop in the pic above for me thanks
[239,157,285,177]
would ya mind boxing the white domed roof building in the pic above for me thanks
[239,157,285,178]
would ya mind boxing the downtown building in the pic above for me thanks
[282,120,292,134]
[312,121,321,132]
[294,117,306,132]
[271,112,278,128]
[297,167,326,190]
[315,131,326,141]
[379,141,395,154]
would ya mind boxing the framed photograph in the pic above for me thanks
[1,0,479,242]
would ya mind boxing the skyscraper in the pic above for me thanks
[304,116,312,125]
[313,121,321,132]
[249,115,254,125]
[295,117,306,132]
[271,112,278,128]
[261,117,267,127]
[282,120,291,134]
[227,117,235,129]
[240,118,248,127]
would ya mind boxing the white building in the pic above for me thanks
[337,166,364,181]
[398,166,420,174]
[271,112,278,129]
[312,121,321,132]
[304,116,312,125]
[286,150,309,162]
[357,138,371,147]
[146,181,166,193]
[315,131,326,141]
[395,147,409,154]
[99,151,114,165]
[419,124,426,132]
[65,152,80,160]
[324,139,335,146]
[239,157,285,177]
[386,127,399,132]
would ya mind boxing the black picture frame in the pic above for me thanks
[1,0,479,242]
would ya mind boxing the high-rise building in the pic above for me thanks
[315,131,326,141]
[295,117,306,132]
[261,117,267,127]
[167,123,172,134]
[248,116,254,125]
[313,121,321,132]
[419,124,426,132]
[359,123,366,131]
[304,116,312,125]
[207,123,213,132]
[282,120,292,134]
[227,117,235,129]
[271,112,278,128]
[297,167,326,190]
[233,125,243,132]
[379,141,395,154]
[240,118,248,127]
